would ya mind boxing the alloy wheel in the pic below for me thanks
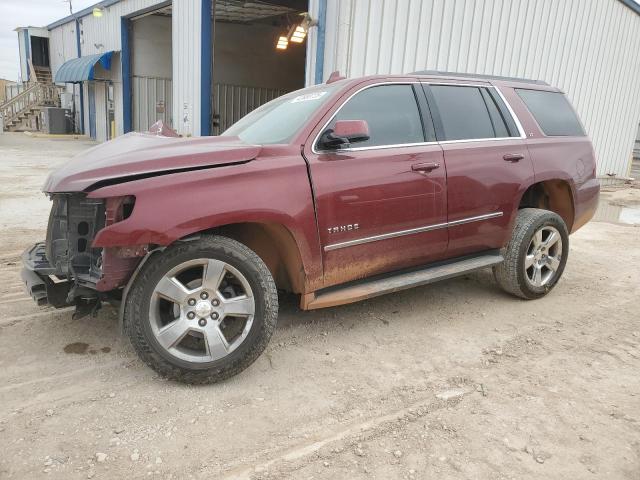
[524,225,563,288]
[148,258,255,363]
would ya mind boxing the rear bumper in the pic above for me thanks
[21,242,72,308]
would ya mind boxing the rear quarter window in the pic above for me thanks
[516,89,585,136]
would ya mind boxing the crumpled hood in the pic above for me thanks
[43,132,261,193]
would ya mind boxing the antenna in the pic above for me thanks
[63,0,73,14]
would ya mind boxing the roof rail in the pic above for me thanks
[411,70,549,86]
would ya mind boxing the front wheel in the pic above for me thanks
[493,208,569,299]
[124,235,278,384]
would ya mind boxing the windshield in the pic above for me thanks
[221,83,342,145]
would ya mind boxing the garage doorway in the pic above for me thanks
[210,0,309,134]
[130,4,173,132]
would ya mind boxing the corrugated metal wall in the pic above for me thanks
[76,0,167,137]
[212,83,286,134]
[322,0,640,178]
[17,31,27,82]
[133,76,173,131]
[49,22,77,78]
[172,0,203,136]
[78,0,166,55]
[94,82,107,141]
[48,0,167,138]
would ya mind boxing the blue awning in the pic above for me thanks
[54,51,115,83]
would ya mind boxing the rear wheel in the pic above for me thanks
[124,235,278,384]
[493,208,569,299]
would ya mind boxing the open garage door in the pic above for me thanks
[130,5,173,132]
[210,0,309,134]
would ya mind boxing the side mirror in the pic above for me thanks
[319,120,370,150]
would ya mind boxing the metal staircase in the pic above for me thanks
[1,62,60,132]
[33,66,53,85]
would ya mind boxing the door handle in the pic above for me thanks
[503,153,524,162]
[411,162,440,173]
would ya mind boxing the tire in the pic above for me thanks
[124,235,278,384]
[493,208,569,300]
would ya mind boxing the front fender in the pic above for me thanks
[87,155,322,289]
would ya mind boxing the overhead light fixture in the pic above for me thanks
[276,35,288,50]
[275,13,316,51]
[92,7,103,17]
[290,25,307,43]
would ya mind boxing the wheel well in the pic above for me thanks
[211,222,306,294]
[519,180,574,231]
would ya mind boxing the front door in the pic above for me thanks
[304,82,448,288]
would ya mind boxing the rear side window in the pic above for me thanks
[325,84,425,148]
[516,89,585,136]
[428,85,517,141]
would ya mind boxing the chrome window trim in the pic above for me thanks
[422,81,492,88]
[427,83,526,141]
[311,81,426,155]
[324,211,503,252]
[492,85,527,138]
[333,141,439,152]
[438,136,522,145]
[311,82,525,154]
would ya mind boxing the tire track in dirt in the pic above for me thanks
[0,307,74,327]
[219,393,471,480]
[0,359,131,396]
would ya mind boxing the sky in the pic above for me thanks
[0,0,96,81]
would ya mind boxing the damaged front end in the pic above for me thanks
[21,193,139,317]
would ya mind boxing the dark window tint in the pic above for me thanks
[516,89,585,136]
[487,89,520,136]
[429,85,495,140]
[481,89,510,137]
[326,85,425,148]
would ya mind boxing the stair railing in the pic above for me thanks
[0,83,60,127]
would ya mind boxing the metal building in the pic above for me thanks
[14,0,640,178]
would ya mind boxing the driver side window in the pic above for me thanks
[323,84,426,148]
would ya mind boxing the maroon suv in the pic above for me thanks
[22,71,599,383]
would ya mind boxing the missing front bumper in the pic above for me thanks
[21,242,72,308]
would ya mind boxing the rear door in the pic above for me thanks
[304,82,448,288]
[423,82,535,257]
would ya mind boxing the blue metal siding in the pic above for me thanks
[76,20,85,134]
[201,0,212,136]
[121,17,133,133]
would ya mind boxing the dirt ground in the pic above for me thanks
[0,132,639,480]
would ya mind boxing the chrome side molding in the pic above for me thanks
[324,211,503,252]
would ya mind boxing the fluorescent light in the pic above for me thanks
[92,7,103,17]
[290,25,306,43]
[276,36,288,50]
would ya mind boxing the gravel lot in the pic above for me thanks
[0,132,639,480]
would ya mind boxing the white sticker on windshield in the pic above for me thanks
[290,91,328,103]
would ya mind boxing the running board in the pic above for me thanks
[301,253,504,310]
